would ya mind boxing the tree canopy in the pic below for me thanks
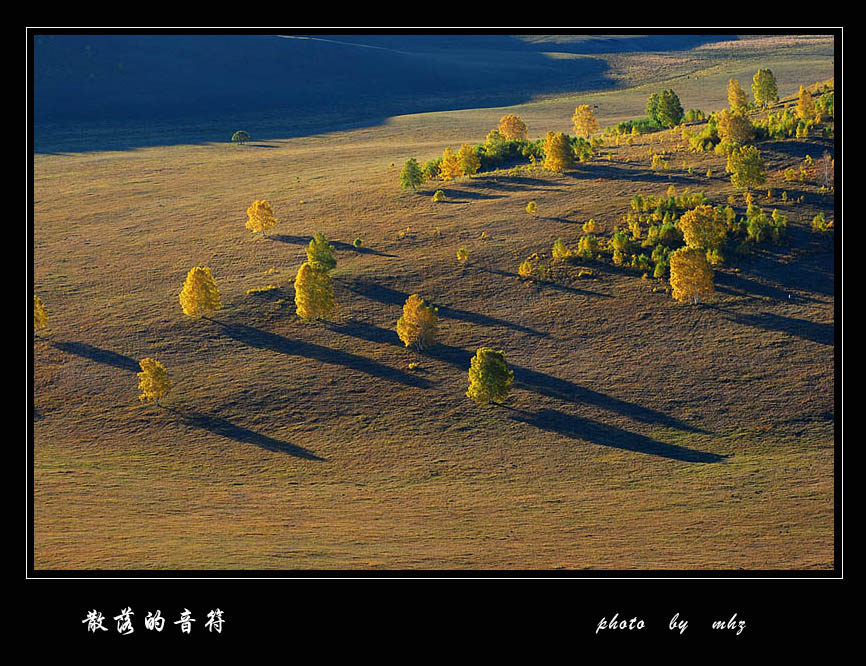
[137,358,173,406]
[752,69,779,108]
[396,294,439,350]
[400,158,424,191]
[179,266,222,318]
[542,131,574,172]
[245,199,278,236]
[294,262,336,321]
[466,347,514,405]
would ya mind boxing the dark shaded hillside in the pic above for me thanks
[32,33,735,152]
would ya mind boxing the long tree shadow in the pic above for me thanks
[270,234,397,257]
[721,310,834,346]
[210,319,430,389]
[429,343,708,434]
[325,319,401,347]
[344,279,546,337]
[508,407,727,463]
[164,407,325,461]
[715,267,830,302]
[51,341,140,372]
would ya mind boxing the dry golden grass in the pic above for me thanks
[32,44,835,570]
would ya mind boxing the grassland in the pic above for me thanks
[32,37,836,570]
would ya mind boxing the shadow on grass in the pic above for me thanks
[483,267,612,298]
[164,407,325,461]
[325,319,401,347]
[345,278,546,337]
[270,234,397,257]
[429,343,708,434]
[720,310,834,346]
[209,318,429,389]
[506,407,727,463]
[51,341,140,373]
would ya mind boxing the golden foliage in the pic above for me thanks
[525,201,537,216]
[34,295,48,333]
[245,199,278,236]
[678,205,727,251]
[179,266,222,318]
[396,294,439,350]
[796,85,816,120]
[543,131,574,173]
[466,347,513,405]
[669,246,714,304]
[717,109,755,145]
[457,143,481,177]
[497,114,528,141]
[438,147,463,181]
[727,78,748,111]
[137,357,173,406]
[293,262,336,320]
[572,104,600,138]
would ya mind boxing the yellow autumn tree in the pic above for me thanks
[34,295,48,337]
[396,294,439,350]
[245,199,278,236]
[717,108,755,145]
[796,85,817,121]
[137,358,173,406]
[572,104,600,138]
[497,113,528,141]
[457,143,481,177]
[294,262,336,321]
[466,347,514,405]
[543,131,574,173]
[678,205,727,252]
[727,78,748,111]
[669,246,714,304]
[179,266,222,318]
[439,146,463,181]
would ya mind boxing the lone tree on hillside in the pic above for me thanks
[306,232,337,273]
[396,294,439,350]
[497,113,528,141]
[542,131,574,173]
[400,158,424,191]
[293,262,336,321]
[726,145,767,191]
[245,199,278,237]
[752,69,779,108]
[727,78,749,111]
[572,104,600,138]
[34,295,48,337]
[467,347,514,405]
[137,357,173,407]
[669,246,714,304]
[231,130,251,145]
[179,266,222,318]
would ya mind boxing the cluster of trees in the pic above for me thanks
[400,111,604,192]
